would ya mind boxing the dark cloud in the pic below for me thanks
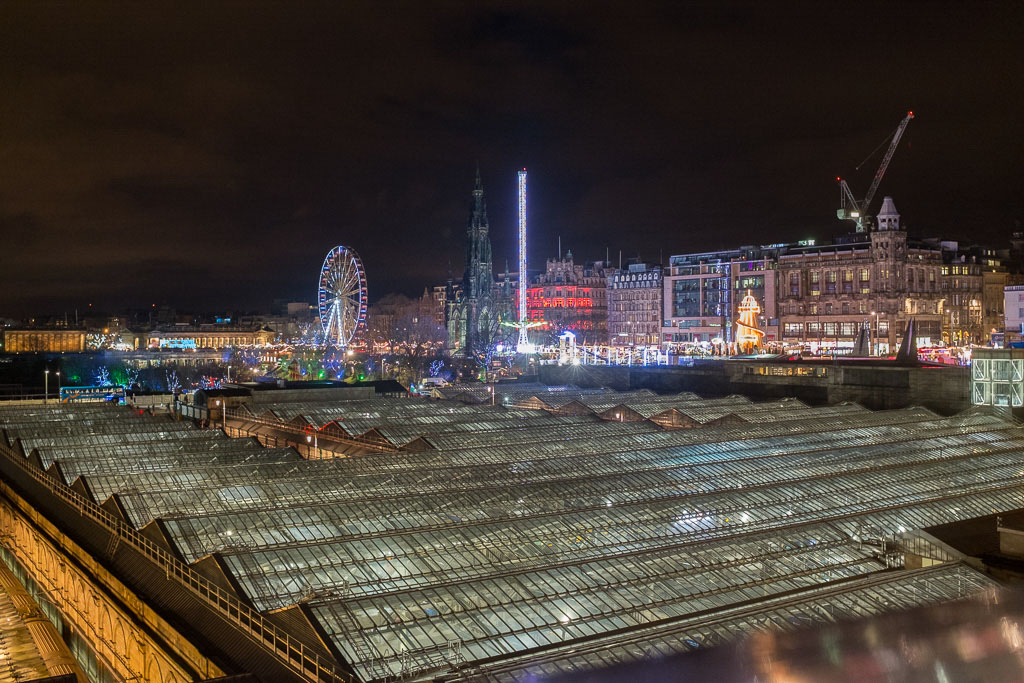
[1,1,1022,317]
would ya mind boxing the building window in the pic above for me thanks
[824,322,838,336]
[840,322,856,336]
[736,275,764,290]
[784,322,803,337]
[672,278,700,317]
[825,270,837,294]
[789,272,799,296]
[841,303,850,315]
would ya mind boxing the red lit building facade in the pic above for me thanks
[526,253,610,344]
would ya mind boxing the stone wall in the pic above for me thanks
[539,362,970,414]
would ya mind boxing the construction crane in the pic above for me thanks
[836,110,914,232]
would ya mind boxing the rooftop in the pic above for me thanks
[0,393,1019,682]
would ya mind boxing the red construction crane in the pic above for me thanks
[837,110,914,232]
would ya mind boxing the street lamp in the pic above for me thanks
[488,384,494,406]
[44,369,49,405]
[56,371,61,404]
[306,431,319,459]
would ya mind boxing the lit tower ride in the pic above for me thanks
[517,169,531,351]
[516,169,542,353]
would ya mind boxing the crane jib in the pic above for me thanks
[837,111,914,232]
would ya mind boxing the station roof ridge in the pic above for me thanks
[2,397,1022,682]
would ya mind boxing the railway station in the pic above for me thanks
[1,386,1022,682]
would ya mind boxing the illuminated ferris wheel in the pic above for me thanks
[318,245,367,347]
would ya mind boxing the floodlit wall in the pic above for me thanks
[4,330,86,352]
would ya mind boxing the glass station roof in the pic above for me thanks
[0,396,1015,683]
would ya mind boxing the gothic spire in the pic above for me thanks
[453,164,495,356]
[469,165,488,233]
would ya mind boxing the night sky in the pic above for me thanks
[2,2,1022,317]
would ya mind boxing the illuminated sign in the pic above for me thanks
[60,385,125,403]
[159,338,197,350]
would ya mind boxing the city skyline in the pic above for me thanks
[2,2,1022,316]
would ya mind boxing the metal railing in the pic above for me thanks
[0,437,353,683]
[226,408,399,453]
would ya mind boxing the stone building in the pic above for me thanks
[777,197,944,353]
[431,285,449,327]
[658,197,1007,354]
[607,263,663,346]
[3,329,86,352]
[526,252,611,345]
[941,248,984,346]
[984,268,1009,341]
[929,241,1006,345]
[146,326,274,349]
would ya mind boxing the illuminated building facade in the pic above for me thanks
[3,329,86,352]
[777,198,944,352]
[526,252,610,344]
[662,247,779,347]
[607,263,662,346]
[984,269,1009,341]
[654,198,1009,353]
[1004,285,1024,344]
[431,285,449,327]
[932,241,1006,345]
[660,201,1006,354]
[146,326,274,349]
